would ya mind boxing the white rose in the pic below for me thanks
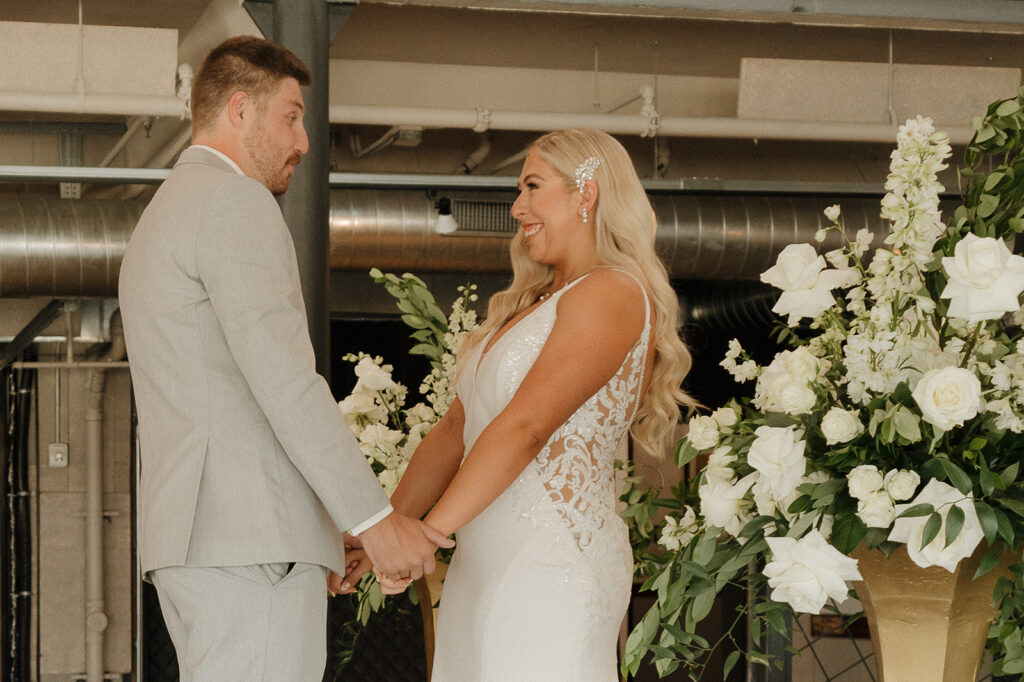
[353,357,397,392]
[704,446,737,484]
[746,425,807,500]
[820,407,864,445]
[753,475,801,520]
[755,348,820,415]
[711,406,739,429]
[856,491,897,528]
[888,479,984,572]
[659,507,699,551]
[846,465,884,500]
[699,473,756,537]
[337,392,381,428]
[912,366,984,431]
[941,233,1024,322]
[686,415,720,450]
[883,469,921,501]
[761,243,859,324]
[764,530,862,614]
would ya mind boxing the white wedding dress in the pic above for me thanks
[431,273,650,681]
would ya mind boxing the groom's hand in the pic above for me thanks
[358,512,454,582]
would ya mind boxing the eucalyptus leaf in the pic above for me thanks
[944,504,965,548]
[831,513,868,554]
[975,549,1003,579]
[690,585,717,623]
[896,503,935,519]
[975,500,1000,544]
[979,193,1000,218]
[921,511,943,548]
[940,458,974,494]
[999,497,1024,519]
[892,406,922,443]
[996,99,1021,116]
[723,650,741,679]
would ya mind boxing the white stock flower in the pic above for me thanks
[912,366,984,431]
[883,469,921,501]
[357,423,404,462]
[659,507,699,551]
[824,204,841,222]
[888,479,984,572]
[754,347,820,415]
[405,402,436,426]
[856,491,897,528]
[378,467,403,495]
[846,465,884,500]
[746,426,807,500]
[764,530,862,614]
[686,415,720,450]
[699,472,756,537]
[353,356,398,392]
[941,233,1024,322]
[820,407,864,445]
[761,244,859,324]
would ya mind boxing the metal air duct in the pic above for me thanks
[0,191,889,297]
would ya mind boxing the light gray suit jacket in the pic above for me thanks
[119,147,389,576]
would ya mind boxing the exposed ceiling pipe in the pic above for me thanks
[329,104,977,144]
[97,117,151,169]
[328,190,888,279]
[84,309,126,682]
[0,190,895,297]
[0,91,188,119]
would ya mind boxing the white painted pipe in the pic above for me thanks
[0,91,188,119]
[85,311,126,682]
[99,117,151,169]
[329,103,977,144]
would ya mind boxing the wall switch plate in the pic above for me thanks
[48,442,69,468]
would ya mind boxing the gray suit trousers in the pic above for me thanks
[151,563,328,682]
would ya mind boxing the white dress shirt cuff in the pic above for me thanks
[349,504,394,536]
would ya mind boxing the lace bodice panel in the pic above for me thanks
[458,274,651,554]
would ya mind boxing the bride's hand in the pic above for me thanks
[327,548,373,595]
[374,569,413,595]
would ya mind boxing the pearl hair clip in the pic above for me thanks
[574,157,601,193]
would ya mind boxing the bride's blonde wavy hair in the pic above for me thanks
[460,128,697,455]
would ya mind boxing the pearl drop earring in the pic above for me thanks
[581,206,589,223]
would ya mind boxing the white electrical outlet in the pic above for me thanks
[48,442,69,468]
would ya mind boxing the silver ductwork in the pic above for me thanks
[329,189,888,280]
[0,197,141,297]
[0,191,889,298]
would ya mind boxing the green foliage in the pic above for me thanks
[620,90,1024,679]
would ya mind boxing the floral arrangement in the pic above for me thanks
[334,269,477,649]
[622,88,1024,679]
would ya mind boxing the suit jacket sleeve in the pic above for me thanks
[194,174,389,533]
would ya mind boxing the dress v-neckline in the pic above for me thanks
[472,294,554,381]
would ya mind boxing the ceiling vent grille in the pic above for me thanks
[450,197,517,237]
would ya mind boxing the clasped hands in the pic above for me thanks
[328,512,452,596]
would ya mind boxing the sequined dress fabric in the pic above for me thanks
[431,274,650,681]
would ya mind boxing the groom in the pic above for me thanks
[119,36,450,680]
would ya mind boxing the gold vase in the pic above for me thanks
[850,543,1011,682]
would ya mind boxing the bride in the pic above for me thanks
[333,128,696,680]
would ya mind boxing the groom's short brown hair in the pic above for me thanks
[190,36,311,133]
